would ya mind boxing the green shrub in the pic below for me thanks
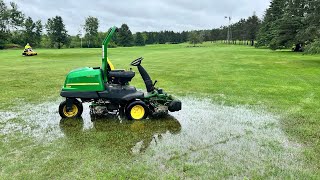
[3,44,21,49]
[304,40,320,54]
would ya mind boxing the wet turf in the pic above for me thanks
[0,43,320,178]
[0,98,316,178]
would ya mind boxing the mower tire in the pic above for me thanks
[59,99,83,118]
[125,101,149,120]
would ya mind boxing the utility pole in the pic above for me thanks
[225,16,232,44]
[78,25,84,48]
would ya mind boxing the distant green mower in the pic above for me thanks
[59,26,181,120]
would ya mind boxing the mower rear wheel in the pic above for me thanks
[59,99,83,118]
[125,101,149,120]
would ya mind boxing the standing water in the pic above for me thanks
[0,97,308,178]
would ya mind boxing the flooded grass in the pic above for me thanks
[133,98,311,178]
[0,97,316,178]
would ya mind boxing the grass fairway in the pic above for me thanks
[0,43,319,178]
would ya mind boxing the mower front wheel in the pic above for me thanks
[59,99,83,118]
[125,101,149,120]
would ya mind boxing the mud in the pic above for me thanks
[0,97,306,176]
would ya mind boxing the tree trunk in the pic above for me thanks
[251,40,254,46]
[58,43,61,49]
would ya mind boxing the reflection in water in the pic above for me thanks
[59,115,181,154]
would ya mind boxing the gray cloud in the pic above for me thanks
[5,0,270,35]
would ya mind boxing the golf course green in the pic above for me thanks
[0,42,319,178]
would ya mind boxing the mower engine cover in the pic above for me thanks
[62,67,104,92]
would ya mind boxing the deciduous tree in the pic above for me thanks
[23,17,42,47]
[84,16,99,48]
[188,31,203,47]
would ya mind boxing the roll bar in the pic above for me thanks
[102,26,117,81]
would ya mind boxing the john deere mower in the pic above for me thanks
[58,26,181,120]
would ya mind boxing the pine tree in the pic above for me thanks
[297,0,320,44]
[117,24,134,47]
[145,32,154,44]
[134,32,145,46]
[256,0,286,48]
[246,13,261,46]
[158,31,166,44]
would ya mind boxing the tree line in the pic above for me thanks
[0,0,192,49]
[256,0,320,53]
[204,0,320,53]
[0,0,261,49]
[1,0,319,53]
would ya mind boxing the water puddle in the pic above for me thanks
[0,97,306,176]
[136,98,305,177]
[0,111,19,137]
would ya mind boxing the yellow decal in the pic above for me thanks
[66,83,100,86]
[107,58,115,70]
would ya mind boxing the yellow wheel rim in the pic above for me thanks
[130,105,145,120]
[63,104,79,118]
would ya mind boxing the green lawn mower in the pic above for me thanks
[58,26,182,120]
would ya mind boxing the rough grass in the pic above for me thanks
[0,43,319,178]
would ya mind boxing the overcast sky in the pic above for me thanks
[5,0,271,35]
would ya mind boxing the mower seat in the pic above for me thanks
[108,70,135,85]
[99,84,144,102]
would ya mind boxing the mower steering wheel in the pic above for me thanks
[131,57,143,66]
